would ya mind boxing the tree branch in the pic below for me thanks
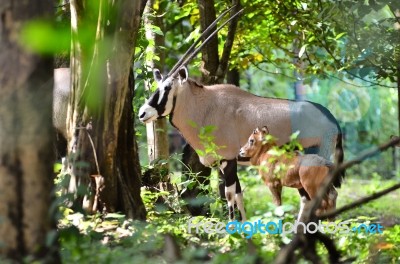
[216,0,241,83]
[307,136,400,222]
[320,181,400,220]
[275,136,400,263]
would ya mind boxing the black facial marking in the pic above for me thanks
[148,86,172,116]
[168,96,178,127]
[148,89,160,108]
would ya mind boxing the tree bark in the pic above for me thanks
[0,0,59,262]
[198,0,219,84]
[227,67,240,86]
[144,0,169,163]
[66,0,147,219]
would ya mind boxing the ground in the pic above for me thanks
[55,167,400,264]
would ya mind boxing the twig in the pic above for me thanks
[168,5,237,77]
[275,136,400,263]
[75,126,101,175]
[179,8,244,71]
[307,136,400,221]
[320,182,400,220]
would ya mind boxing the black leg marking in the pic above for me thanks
[298,188,310,200]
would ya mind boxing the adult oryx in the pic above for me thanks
[138,7,343,221]
[138,66,344,221]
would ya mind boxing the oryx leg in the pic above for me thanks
[235,181,246,222]
[297,188,310,221]
[220,159,246,222]
[267,182,282,206]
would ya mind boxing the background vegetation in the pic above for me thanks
[0,0,399,263]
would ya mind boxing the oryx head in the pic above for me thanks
[138,67,188,123]
[239,126,270,158]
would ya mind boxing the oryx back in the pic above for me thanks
[170,81,341,167]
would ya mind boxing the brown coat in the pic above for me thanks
[240,127,337,214]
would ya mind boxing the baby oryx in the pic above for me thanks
[239,126,337,218]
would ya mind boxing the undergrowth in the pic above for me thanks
[57,167,400,264]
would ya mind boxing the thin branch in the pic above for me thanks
[250,61,297,80]
[275,136,400,263]
[75,126,101,175]
[322,72,396,88]
[320,182,400,220]
[307,136,400,220]
[168,5,237,77]
[178,8,244,74]
[314,14,397,89]
[390,8,400,24]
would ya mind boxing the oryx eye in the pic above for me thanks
[249,139,254,145]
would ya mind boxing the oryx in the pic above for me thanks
[138,66,344,221]
[239,126,338,218]
[138,8,344,221]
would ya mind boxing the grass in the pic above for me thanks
[239,167,400,224]
[337,178,400,224]
[56,168,400,264]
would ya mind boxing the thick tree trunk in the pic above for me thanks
[0,0,59,262]
[66,0,146,219]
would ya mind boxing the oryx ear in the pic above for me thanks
[153,69,163,83]
[178,66,188,85]
[253,127,260,134]
[261,126,269,134]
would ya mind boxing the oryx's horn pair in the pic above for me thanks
[164,6,243,80]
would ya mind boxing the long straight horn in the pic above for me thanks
[167,6,236,77]
[177,8,244,72]
[168,6,243,78]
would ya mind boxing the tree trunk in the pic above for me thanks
[66,0,146,219]
[0,0,59,262]
[144,0,169,163]
[227,67,240,86]
[198,0,219,84]
[142,0,177,207]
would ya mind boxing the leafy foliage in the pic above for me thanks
[57,170,400,263]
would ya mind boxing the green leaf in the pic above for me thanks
[290,131,300,140]
[335,32,347,40]
[54,163,63,173]
[20,20,70,54]
[148,25,164,36]
[298,44,308,58]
